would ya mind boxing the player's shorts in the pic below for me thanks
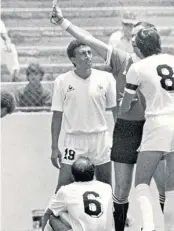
[139,114,174,153]
[111,119,145,164]
[1,44,20,75]
[62,131,111,166]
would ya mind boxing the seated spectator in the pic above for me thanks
[108,12,137,53]
[15,63,52,107]
[1,91,15,118]
[0,19,20,82]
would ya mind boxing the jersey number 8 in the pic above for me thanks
[83,191,103,218]
[157,64,174,91]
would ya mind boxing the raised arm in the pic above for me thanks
[51,6,109,61]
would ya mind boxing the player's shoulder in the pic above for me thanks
[111,47,129,69]
[54,71,74,83]
[92,68,115,81]
[158,53,174,63]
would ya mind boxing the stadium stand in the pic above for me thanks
[1,0,174,83]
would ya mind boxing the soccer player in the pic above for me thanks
[1,91,15,118]
[50,6,166,231]
[0,20,20,82]
[43,156,113,231]
[121,28,174,231]
[51,39,116,192]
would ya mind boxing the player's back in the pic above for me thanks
[135,53,174,117]
[60,180,113,231]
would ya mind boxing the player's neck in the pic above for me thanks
[74,68,92,79]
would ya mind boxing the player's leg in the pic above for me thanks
[153,160,166,212]
[44,214,72,231]
[55,133,86,193]
[111,119,144,231]
[95,161,112,185]
[164,152,174,231]
[55,163,74,193]
[89,131,112,185]
[113,161,134,231]
[135,151,163,231]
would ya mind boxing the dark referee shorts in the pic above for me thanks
[111,119,145,164]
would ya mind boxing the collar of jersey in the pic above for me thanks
[72,70,91,83]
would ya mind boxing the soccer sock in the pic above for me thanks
[136,184,155,231]
[164,191,174,231]
[113,201,129,231]
[159,194,165,213]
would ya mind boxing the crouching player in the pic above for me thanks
[43,157,113,231]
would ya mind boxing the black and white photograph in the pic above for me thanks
[1,0,174,231]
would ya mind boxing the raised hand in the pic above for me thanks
[50,5,63,25]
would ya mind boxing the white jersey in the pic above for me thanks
[51,69,116,133]
[125,54,174,117]
[48,180,113,231]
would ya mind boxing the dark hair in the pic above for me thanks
[135,28,161,57]
[71,156,95,182]
[67,40,87,60]
[26,63,44,81]
[1,91,15,114]
[134,22,157,31]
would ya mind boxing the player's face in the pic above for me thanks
[1,107,8,118]
[73,45,92,69]
[131,25,144,57]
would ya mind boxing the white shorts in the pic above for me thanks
[62,131,111,165]
[140,114,174,153]
[1,44,20,75]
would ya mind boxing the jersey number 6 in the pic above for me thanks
[83,191,103,218]
[157,64,174,91]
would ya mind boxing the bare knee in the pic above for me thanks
[113,162,134,203]
[114,181,132,204]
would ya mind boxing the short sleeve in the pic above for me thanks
[125,64,140,93]
[48,187,67,216]
[106,74,117,108]
[106,46,129,78]
[51,76,64,112]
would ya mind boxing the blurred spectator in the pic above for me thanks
[0,19,20,82]
[15,63,52,107]
[108,12,137,53]
[1,91,15,118]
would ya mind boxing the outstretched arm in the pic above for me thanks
[51,6,109,61]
